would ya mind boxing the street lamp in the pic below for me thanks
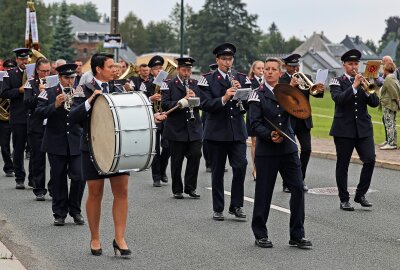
[180,0,184,57]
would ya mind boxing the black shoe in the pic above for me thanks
[206,167,212,173]
[354,196,373,207]
[54,217,65,226]
[71,214,85,225]
[113,239,131,256]
[153,180,161,187]
[5,171,14,177]
[228,206,246,219]
[28,181,35,188]
[303,184,309,192]
[283,186,290,193]
[340,201,354,211]
[213,212,224,221]
[161,175,168,183]
[173,193,184,199]
[16,183,25,190]
[36,194,45,201]
[90,241,102,256]
[186,190,200,198]
[255,238,273,248]
[289,238,312,249]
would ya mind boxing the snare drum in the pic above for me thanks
[89,92,156,174]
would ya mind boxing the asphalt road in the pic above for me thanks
[0,152,400,270]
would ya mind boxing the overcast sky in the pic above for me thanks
[42,0,399,45]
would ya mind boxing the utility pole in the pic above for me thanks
[180,0,184,57]
[111,0,119,61]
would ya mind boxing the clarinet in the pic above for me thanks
[227,69,246,114]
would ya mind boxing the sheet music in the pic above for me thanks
[153,70,168,86]
[315,69,329,84]
[232,88,251,100]
[0,71,6,82]
[45,75,59,88]
[26,63,36,80]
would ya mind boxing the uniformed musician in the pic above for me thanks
[141,55,170,187]
[24,57,52,200]
[36,63,85,226]
[279,54,324,192]
[130,63,150,91]
[161,57,203,199]
[68,53,132,256]
[198,43,251,221]
[0,59,16,178]
[248,57,312,249]
[329,49,379,211]
[0,48,32,189]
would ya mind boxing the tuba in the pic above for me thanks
[118,62,139,80]
[292,72,322,95]
[153,58,177,113]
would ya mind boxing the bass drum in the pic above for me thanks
[89,92,156,174]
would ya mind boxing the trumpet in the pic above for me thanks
[352,70,378,94]
[292,72,323,95]
[227,68,246,114]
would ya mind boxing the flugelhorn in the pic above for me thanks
[352,69,378,94]
[63,87,74,111]
[292,72,322,95]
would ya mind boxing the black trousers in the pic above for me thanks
[201,115,210,168]
[283,121,311,186]
[169,140,202,194]
[252,153,305,240]
[151,129,170,182]
[48,153,85,219]
[0,121,13,173]
[207,140,247,212]
[333,136,375,202]
[28,131,49,196]
[11,124,28,183]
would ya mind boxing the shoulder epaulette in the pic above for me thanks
[38,90,48,100]
[247,89,260,102]
[329,78,340,86]
[73,85,85,97]
[197,76,209,87]
[160,81,169,90]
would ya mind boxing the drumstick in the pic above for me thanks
[263,117,299,146]
[165,98,189,115]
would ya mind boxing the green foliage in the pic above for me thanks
[146,21,177,53]
[47,1,101,23]
[259,23,303,54]
[378,16,400,64]
[49,1,75,61]
[365,39,377,54]
[119,12,148,55]
[0,0,52,59]
[186,0,261,72]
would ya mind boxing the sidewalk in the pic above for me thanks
[312,137,400,171]
[0,241,25,270]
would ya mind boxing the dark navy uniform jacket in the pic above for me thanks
[0,68,27,124]
[250,77,262,90]
[329,74,379,138]
[198,69,251,141]
[36,84,82,156]
[279,72,323,130]
[161,76,203,142]
[24,78,45,134]
[248,84,297,156]
[68,79,119,152]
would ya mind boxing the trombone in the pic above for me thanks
[292,72,323,95]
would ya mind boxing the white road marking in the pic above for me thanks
[313,113,400,127]
[205,187,291,214]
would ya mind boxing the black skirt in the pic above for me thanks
[81,151,130,180]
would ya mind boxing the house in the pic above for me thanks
[379,39,399,61]
[68,15,137,63]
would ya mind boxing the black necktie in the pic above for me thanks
[350,77,355,84]
[259,78,262,84]
[101,82,108,93]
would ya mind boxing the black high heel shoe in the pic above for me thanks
[113,239,131,256]
[90,241,102,256]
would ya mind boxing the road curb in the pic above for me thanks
[0,241,26,270]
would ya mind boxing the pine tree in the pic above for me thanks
[49,0,75,61]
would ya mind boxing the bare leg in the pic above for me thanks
[251,136,257,179]
[110,174,129,249]
[86,179,104,249]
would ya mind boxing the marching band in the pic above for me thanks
[1,40,397,257]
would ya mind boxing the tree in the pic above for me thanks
[186,0,261,72]
[49,1,75,61]
[0,0,52,58]
[365,39,377,54]
[285,36,303,53]
[146,20,178,53]
[381,16,400,42]
[259,22,285,54]
[69,2,100,22]
[168,2,195,52]
[119,12,148,55]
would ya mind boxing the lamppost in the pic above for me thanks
[111,0,119,61]
[180,0,184,57]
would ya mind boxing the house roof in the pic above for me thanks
[341,35,380,60]
[293,32,331,56]
[69,15,109,34]
[379,39,399,60]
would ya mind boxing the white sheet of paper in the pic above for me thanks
[45,75,59,88]
[153,70,168,86]
[0,71,6,82]
[315,69,329,84]
[233,88,251,100]
[26,63,36,80]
